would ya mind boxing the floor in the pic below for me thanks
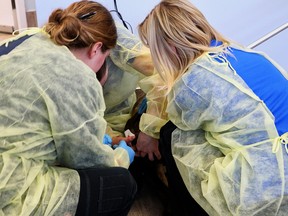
[127,159,171,216]
[0,32,13,41]
[128,176,168,216]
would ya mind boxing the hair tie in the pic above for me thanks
[79,11,96,20]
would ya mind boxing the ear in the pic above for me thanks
[89,42,103,58]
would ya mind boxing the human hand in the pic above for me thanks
[112,135,135,148]
[117,140,135,164]
[135,132,161,161]
[103,134,112,146]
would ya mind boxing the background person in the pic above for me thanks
[102,22,171,203]
[138,0,288,215]
[0,1,136,215]
[103,21,165,162]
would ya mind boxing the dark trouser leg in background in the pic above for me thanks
[159,121,208,216]
[76,167,137,216]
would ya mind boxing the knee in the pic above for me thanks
[118,167,138,199]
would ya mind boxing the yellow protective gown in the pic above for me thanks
[0,32,130,216]
[138,72,168,139]
[166,52,288,215]
[103,22,156,137]
[104,22,145,136]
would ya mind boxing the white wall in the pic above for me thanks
[0,0,28,31]
[25,0,36,11]
[35,0,158,33]
[35,0,288,70]
[192,0,288,70]
[15,0,28,29]
[0,0,15,29]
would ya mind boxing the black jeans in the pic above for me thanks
[76,167,137,216]
[159,121,208,216]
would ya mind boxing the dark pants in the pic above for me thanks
[76,167,137,216]
[159,121,208,216]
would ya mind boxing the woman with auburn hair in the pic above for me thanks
[139,0,288,215]
[0,1,136,215]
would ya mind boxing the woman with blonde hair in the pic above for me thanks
[0,1,136,215]
[139,0,288,215]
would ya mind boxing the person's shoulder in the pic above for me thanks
[183,54,214,79]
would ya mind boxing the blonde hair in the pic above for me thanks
[138,0,230,92]
[44,0,117,52]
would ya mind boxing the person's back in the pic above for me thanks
[225,45,288,135]
[138,0,288,215]
[0,28,102,216]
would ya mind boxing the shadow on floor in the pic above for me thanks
[128,157,172,216]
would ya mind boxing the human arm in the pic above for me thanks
[105,22,166,160]
[109,21,154,77]
[41,50,132,169]
[103,22,155,137]
[50,98,132,169]
[135,132,161,160]
[103,134,135,164]
[135,72,168,160]
[103,133,135,148]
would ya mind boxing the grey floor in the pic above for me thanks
[128,169,170,216]
[128,182,165,216]
[126,156,173,216]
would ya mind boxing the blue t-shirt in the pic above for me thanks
[211,40,288,135]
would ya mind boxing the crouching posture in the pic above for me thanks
[0,1,136,215]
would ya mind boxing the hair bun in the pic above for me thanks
[44,1,117,50]
[50,9,64,24]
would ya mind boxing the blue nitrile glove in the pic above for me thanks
[117,140,135,164]
[103,134,112,147]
